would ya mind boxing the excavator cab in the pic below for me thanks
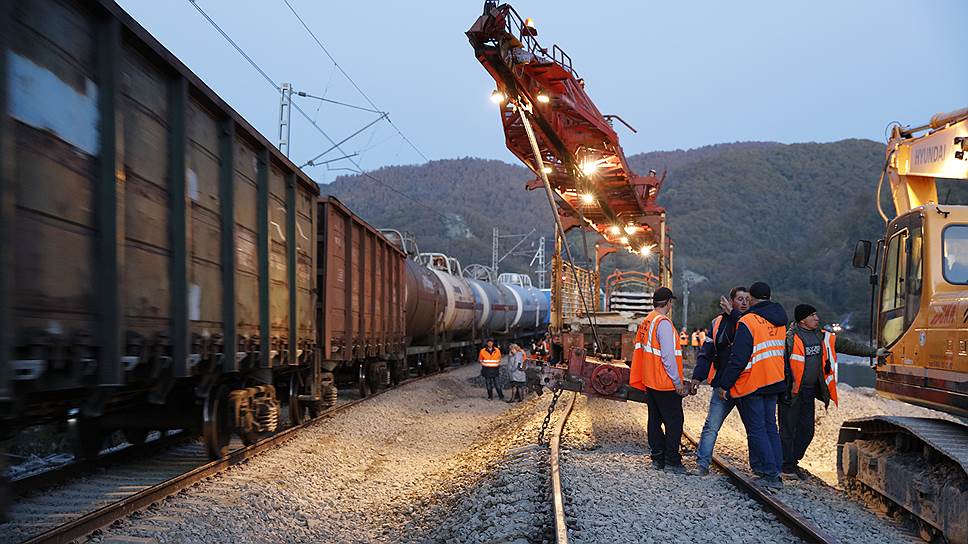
[853,204,968,414]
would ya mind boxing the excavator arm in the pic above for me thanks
[885,107,968,216]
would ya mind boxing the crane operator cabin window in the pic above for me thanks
[943,225,968,284]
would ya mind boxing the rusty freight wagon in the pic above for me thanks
[316,197,407,398]
[0,0,322,460]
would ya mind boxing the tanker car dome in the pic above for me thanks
[417,252,463,276]
[497,273,533,288]
[378,228,420,257]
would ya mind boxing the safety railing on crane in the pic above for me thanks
[498,4,578,79]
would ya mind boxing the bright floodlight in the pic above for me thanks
[490,89,505,104]
[609,225,622,236]
[581,161,598,175]
[624,225,638,235]
[537,92,550,104]
[541,166,552,174]
[619,236,629,245]
[580,193,595,205]
[640,245,652,256]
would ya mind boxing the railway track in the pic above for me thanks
[3,367,456,544]
[547,394,841,544]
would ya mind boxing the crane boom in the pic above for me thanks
[885,107,968,215]
[466,4,673,285]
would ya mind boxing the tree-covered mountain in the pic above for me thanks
[322,139,958,335]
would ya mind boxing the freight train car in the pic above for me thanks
[0,0,321,460]
[316,197,407,399]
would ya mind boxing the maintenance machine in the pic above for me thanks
[843,107,968,543]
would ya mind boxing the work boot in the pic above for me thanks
[665,464,689,475]
[650,459,665,471]
[781,464,806,480]
[757,475,784,490]
[697,465,710,477]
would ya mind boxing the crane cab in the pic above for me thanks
[857,202,968,416]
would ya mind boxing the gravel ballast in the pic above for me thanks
[559,395,800,544]
[681,384,938,542]
[90,362,559,544]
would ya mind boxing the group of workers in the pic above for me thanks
[679,327,706,362]
[629,282,887,487]
[478,338,529,403]
[474,280,884,487]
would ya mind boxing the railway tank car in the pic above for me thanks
[0,0,321,461]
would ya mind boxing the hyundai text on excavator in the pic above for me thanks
[843,107,968,543]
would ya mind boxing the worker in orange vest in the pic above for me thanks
[478,339,503,401]
[780,304,887,479]
[630,287,689,472]
[689,286,750,476]
[717,282,787,488]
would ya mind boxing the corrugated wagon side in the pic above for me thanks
[0,0,321,459]
[317,197,407,399]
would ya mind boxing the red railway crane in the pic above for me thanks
[466,3,674,296]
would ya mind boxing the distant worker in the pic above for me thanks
[690,329,700,360]
[698,328,707,346]
[717,282,788,489]
[507,343,527,403]
[689,286,750,476]
[780,304,889,479]
[630,287,689,473]
[679,328,688,349]
[479,339,504,401]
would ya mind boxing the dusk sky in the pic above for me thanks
[117,0,967,185]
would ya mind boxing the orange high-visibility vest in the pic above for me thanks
[690,332,699,347]
[706,315,724,382]
[730,313,786,398]
[790,331,839,406]
[479,347,502,367]
[630,311,684,392]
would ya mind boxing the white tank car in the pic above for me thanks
[419,253,476,334]
[467,278,515,333]
[497,273,549,332]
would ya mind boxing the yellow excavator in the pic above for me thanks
[842,107,968,543]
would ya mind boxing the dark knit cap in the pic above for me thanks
[795,304,817,323]
[749,281,771,300]
[653,287,677,305]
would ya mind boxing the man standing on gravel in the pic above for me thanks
[780,304,887,479]
[479,339,504,401]
[717,282,787,489]
[689,286,750,476]
[630,287,689,472]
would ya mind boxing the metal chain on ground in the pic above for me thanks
[537,387,563,444]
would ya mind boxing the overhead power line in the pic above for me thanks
[280,0,430,163]
[187,0,452,224]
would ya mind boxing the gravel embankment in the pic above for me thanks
[90,362,559,544]
[558,395,800,544]
[682,385,937,542]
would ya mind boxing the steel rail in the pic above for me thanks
[22,366,459,544]
[549,391,576,544]
[681,430,839,544]
[10,431,192,498]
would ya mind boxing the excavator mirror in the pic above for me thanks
[852,240,872,268]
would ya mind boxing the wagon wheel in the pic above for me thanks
[203,385,233,459]
[359,363,372,397]
[289,370,322,425]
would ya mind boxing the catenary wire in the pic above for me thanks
[280,0,430,162]
[188,0,456,224]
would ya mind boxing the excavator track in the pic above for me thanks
[837,416,968,543]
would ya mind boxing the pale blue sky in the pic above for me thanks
[117,0,966,184]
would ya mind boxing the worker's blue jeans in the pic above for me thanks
[695,391,736,470]
[736,393,783,477]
